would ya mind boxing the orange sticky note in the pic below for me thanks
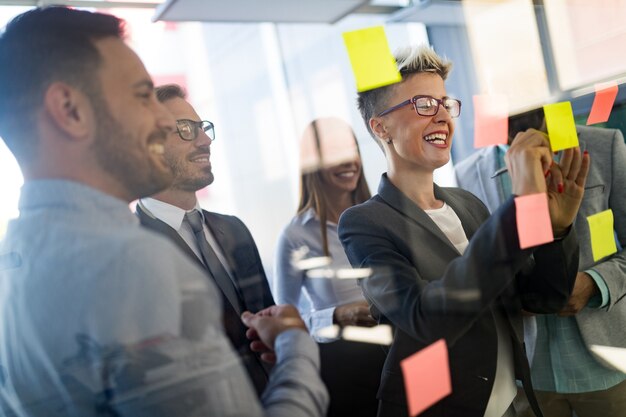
[543,101,579,151]
[343,26,402,93]
[473,94,509,148]
[587,83,619,125]
[514,193,554,249]
[401,339,452,416]
[587,209,618,262]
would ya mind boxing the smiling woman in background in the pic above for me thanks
[273,117,385,417]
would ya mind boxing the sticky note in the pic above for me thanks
[343,26,402,93]
[514,193,554,249]
[401,339,451,416]
[587,209,617,261]
[587,83,619,125]
[473,94,509,148]
[543,101,579,151]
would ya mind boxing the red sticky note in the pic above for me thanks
[473,94,509,148]
[401,339,452,416]
[587,83,619,125]
[514,193,554,249]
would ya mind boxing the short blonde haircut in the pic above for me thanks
[357,45,452,151]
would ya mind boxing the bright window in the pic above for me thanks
[544,0,626,90]
[462,0,550,112]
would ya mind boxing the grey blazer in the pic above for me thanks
[338,174,579,416]
[455,126,626,366]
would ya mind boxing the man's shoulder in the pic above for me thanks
[454,147,496,174]
[203,210,253,236]
[576,125,621,143]
[119,225,201,271]
[339,196,387,227]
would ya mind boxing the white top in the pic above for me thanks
[425,203,517,417]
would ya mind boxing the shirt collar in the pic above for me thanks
[298,207,317,225]
[140,197,202,232]
[296,207,339,228]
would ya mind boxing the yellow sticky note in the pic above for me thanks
[543,101,579,151]
[587,209,618,262]
[343,26,402,93]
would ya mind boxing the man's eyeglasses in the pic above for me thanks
[175,119,215,141]
[377,95,462,118]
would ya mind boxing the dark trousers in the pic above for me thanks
[319,339,387,417]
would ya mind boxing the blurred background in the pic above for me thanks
[1,0,625,279]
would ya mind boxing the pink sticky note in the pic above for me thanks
[514,193,554,249]
[473,95,509,148]
[401,339,452,416]
[587,83,618,125]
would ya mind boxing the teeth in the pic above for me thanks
[337,172,355,178]
[191,157,210,162]
[148,143,164,155]
[424,133,447,142]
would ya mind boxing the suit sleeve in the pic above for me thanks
[587,130,626,310]
[339,198,578,346]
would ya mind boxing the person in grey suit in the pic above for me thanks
[338,45,589,417]
[135,84,275,395]
[455,109,626,417]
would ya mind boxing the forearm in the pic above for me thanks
[260,329,328,417]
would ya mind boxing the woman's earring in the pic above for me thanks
[386,138,393,145]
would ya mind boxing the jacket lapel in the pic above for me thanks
[378,174,461,255]
[436,185,484,241]
[136,203,205,270]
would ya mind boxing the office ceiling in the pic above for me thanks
[0,0,468,25]
[154,0,371,23]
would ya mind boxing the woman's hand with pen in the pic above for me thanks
[505,128,590,237]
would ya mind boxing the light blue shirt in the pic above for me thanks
[273,208,365,338]
[0,180,327,417]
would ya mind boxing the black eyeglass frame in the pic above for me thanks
[175,119,215,142]
[376,95,462,118]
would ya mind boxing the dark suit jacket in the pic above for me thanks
[338,174,579,417]
[136,202,274,394]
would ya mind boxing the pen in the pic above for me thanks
[490,167,508,179]
[490,145,585,180]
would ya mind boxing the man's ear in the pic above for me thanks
[369,116,389,141]
[43,82,92,141]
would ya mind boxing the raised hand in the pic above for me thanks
[505,129,553,196]
[506,129,590,237]
[545,147,590,236]
[241,304,307,363]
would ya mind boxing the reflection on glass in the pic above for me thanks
[462,0,550,112]
[544,0,626,90]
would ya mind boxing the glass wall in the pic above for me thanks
[1,2,625,275]
[544,0,626,90]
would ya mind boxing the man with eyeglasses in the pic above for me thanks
[136,84,275,396]
[0,8,327,417]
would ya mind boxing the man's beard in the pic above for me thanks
[90,95,172,200]
[166,148,214,192]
